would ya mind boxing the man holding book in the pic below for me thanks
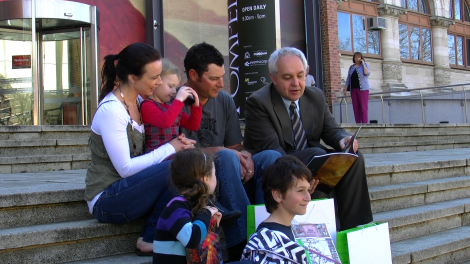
[243,47,372,231]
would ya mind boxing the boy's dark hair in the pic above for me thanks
[262,155,313,213]
[183,42,224,79]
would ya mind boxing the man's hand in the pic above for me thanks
[240,150,255,184]
[228,149,255,184]
[339,136,358,153]
[309,178,320,194]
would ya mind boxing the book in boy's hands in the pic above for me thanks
[292,223,342,264]
[306,126,362,193]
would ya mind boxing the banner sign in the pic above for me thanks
[228,0,277,118]
[12,55,31,69]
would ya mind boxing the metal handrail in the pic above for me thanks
[338,82,470,124]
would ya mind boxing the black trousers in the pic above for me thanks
[290,147,373,231]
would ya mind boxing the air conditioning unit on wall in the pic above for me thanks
[368,17,386,30]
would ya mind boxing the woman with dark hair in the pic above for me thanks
[85,43,195,255]
[343,52,370,123]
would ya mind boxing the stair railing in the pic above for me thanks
[338,82,470,124]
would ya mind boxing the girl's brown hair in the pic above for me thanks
[170,148,214,218]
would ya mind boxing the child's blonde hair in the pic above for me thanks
[170,149,214,217]
[161,58,181,80]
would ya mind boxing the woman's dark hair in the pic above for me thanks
[99,43,161,102]
[170,148,214,218]
[353,52,364,63]
[262,155,312,213]
[183,42,224,79]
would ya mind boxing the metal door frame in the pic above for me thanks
[0,0,99,125]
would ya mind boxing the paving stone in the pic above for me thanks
[425,187,470,204]
[391,226,470,263]
[67,253,152,264]
[0,233,138,264]
[0,219,144,250]
[374,198,470,228]
[389,214,462,242]
[372,194,424,213]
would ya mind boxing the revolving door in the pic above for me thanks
[0,0,99,125]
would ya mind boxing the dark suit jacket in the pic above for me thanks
[243,83,350,155]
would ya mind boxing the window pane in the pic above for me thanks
[448,35,456,64]
[418,0,426,13]
[368,30,380,55]
[467,38,470,66]
[465,1,470,22]
[408,0,419,11]
[449,0,454,18]
[338,12,352,51]
[456,36,464,65]
[422,28,432,61]
[352,14,366,53]
[399,24,410,58]
[401,0,407,7]
[410,26,420,60]
[456,0,461,20]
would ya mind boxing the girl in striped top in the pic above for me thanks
[153,149,222,263]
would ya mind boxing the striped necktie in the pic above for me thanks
[289,102,308,150]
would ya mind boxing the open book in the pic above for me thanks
[306,126,362,193]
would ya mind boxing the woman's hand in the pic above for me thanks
[343,86,348,96]
[169,133,196,152]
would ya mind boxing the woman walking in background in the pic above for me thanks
[343,52,370,124]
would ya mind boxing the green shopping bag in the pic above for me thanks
[336,222,392,264]
[247,198,335,241]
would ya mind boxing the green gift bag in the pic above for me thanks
[336,222,392,264]
[246,198,335,242]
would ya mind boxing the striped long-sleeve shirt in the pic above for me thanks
[153,196,211,264]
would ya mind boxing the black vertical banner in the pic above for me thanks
[228,0,276,119]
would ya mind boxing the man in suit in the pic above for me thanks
[243,47,372,231]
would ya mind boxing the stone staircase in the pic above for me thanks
[0,126,90,173]
[366,148,470,263]
[341,123,470,154]
[0,125,469,263]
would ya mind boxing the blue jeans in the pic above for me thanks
[214,149,281,248]
[92,160,176,243]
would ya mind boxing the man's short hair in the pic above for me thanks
[262,155,313,213]
[268,47,308,76]
[183,42,224,79]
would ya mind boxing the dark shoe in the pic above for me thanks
[135,248,153,256]
[214,201,242,226]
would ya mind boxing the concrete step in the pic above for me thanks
[391,226,470,264]
[0,125,90,141]
[66,253,151,264]
[360,139,470,154]
[364,148,470,187]
[0,219,143,264]
[370,175,470,213]
[374,197,470,242]
[0,140,89,157]
[0,170,89,228]
[0,154,90,173]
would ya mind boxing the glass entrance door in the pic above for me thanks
[0,0,99,126]
[0,20,34,125]
[40,28,91,125]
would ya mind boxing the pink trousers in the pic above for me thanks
[351,89,369,124]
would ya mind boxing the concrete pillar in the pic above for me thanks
[377,4,408,91]
[430,16,455,86]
